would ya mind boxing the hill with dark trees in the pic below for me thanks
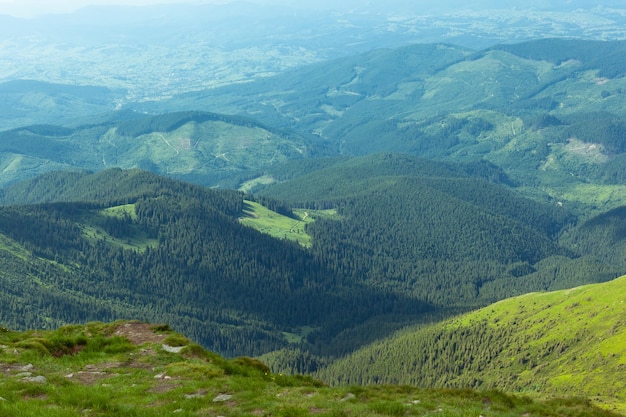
[2,156,625,363]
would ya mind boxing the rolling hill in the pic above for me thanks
[0,168,436,358]
[0,110,327,189]
[2,40,626,214]
[137,39,626,211]
[0,79,125,131]
[314,275,626,413]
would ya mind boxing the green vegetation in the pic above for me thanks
[316,275,626,414]
[0,320,621,417]
[2,159,626,364]
[2,38,626,416]
[0,168,434,359]
[140,39,626,212]
[80,204,158,252]
[239,200,314,247]
[3,40,626,212]
[0,110,326,189]
[239,200,340,248]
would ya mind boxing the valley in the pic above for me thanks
[0,1,626,415]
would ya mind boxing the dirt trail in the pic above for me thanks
[113,322,167,345]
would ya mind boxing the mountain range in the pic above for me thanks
[1,39,626,214]
[1,6,626,414]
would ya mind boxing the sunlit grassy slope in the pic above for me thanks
[239,200,340,248]
[239,200,315,247]
[318,275,626,414]
[0,320,621,417]
[80,204,158,252]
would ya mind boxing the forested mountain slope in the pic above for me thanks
[255,153,626,364]
[4,160,624,361]
[0,110,326,188]
[315,275,626,414]
[0,168,428,358]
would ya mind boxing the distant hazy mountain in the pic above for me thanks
[0,80,125,131]
[1,1,624,103]
[0,110,326,188]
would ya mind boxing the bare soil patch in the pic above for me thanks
[112,322,168,345]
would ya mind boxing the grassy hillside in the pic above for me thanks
[239,200,340,248]
[316,275,626,414]
[1,320,621,417]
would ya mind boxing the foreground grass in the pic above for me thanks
[0,320,622,417]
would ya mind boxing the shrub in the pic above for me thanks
[368,400,407,417]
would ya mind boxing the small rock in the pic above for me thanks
[65,373,74,378]
[173,408,183,413]
[185,393,206,399]
[20,364,34,371]
[341,393,356,401]
[213,394,232,402]
[0,396,6,401]
[16,372,32,378]
[22,375,47,384]
[162,344,184,353]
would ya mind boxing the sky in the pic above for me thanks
[0,0,233,17]
[0,0,361,17]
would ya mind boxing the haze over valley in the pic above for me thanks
[0,1,625,415]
